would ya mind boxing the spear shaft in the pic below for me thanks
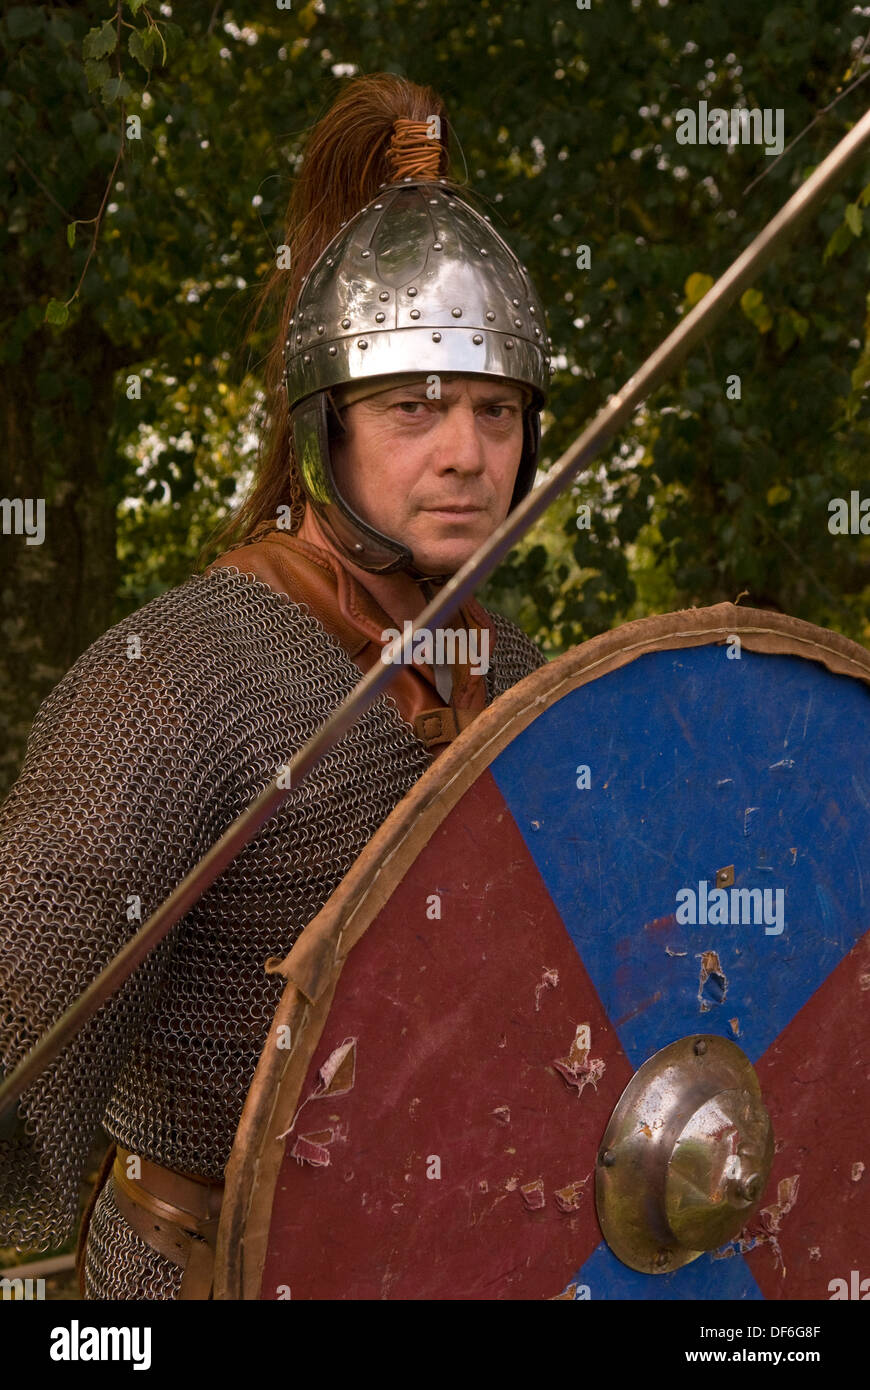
[2,105,869,1119]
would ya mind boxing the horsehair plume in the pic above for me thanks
[285,74,452,313]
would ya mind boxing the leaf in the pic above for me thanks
[101,76,132,105]
[160,20,185,58]
[823,221,854,262]
[766,484,790,506]
[128,29,151,71]
[845,202,863,238]
[83,20,118,60]
[740,288,773,334]
[298,2,319,32]
[144,27,168,66]
[684,272,714,308]
[84,58,111,93]
[66,223,76,249]
[44,300,69,326]
[851,350,870,392]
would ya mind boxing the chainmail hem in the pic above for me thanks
[84,1177,184,1301]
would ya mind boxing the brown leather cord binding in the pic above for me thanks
[387,118,443,181]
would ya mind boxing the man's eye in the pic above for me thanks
[396,400,426,414]
[483,404,516,419]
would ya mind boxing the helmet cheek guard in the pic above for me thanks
[291,392,414,573]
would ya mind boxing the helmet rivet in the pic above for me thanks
[328,346,337,356]
[505,339,514,349]
[484,214,492,223]
[317,324,325,334]
[448,200,456,208]
[341,318,351,329]
[374,203,383,210]
[479,248,488,257]
[410,309,421,320]
[534,327,541,337]
[433,242,443,251]
[429,198,438,205]
[514,318,522,328]
[288,317,294,326]
[439,177,447,183]
[296,334,302,343]
[379,291,389,302]
[375,312,385,323]
[529,306,536,315]
[512,298,520,306]
[432,332,442,342]
[485,310,495,322]
[361,250,371,258]
[325,258,333,266]
[451,307,462,318]
[473,334,483,345]
[403,175,412,182]
[354,543,364,551]
[357,339,368,349]
[407,287,418,297]
[303,354,311,363]
[549,365,556,375]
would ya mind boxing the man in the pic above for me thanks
[0,74,552,1299]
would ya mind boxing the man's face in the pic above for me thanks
[330,375,527,575]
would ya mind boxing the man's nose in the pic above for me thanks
[432,403,486,472]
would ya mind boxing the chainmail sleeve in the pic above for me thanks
[484,608,548,702]
[0,589,225,1252]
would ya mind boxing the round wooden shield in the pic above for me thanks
[214,603,870,1301]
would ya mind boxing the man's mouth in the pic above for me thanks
[424,505,485,515]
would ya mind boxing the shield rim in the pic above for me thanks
[213,601,870,1299]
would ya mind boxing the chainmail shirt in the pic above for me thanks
[0,566,546,1297]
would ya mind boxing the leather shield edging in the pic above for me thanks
[214,987,309,1299]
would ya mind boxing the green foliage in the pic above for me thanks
[2,0,869,753]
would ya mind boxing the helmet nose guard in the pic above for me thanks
[283,178,553,575]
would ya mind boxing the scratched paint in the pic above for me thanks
[552,1023,606,1095]
[698,950,728,1012]
[491,646,870,1067]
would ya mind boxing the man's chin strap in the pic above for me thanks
[418,577,447,601]
[308,498,452,588]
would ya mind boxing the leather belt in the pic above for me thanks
[111,1146,224,1299]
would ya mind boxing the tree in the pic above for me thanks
[2,0,868,797]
